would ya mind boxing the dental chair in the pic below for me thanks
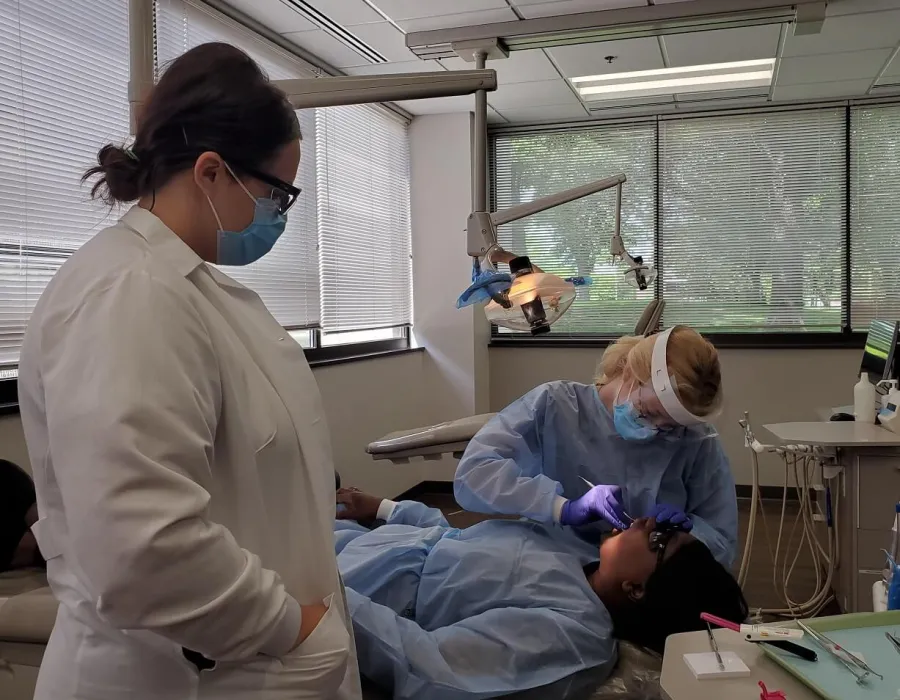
[0,570,56,700]
[367,300,665,464]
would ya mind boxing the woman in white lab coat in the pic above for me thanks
[17,43,360,700]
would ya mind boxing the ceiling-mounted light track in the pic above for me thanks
[405,0,826,61]
[282,0,388,64]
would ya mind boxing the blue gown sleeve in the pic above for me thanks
[454,385,564,522]
[346,587,616,700]
[385,500,450,528]
[684,436,738,568]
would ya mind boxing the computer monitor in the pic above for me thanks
[860,319,900,386]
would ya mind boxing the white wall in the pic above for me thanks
[410,112,490,431]
[490,346,860,486]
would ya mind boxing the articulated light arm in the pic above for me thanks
[273,70,497,110]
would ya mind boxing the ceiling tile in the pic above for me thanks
[344,59,443,75]
[676,88,769,102]
[827,0,900,17]
[783,11,900,57]
[587,103,678,118]
[548,37,665,78]
[440,50,560,84]
[772,78,874,100]
[881,53,900,78]
[344,22,417,62]
[282,29,373,68]
[373,0,508,21]
[396,94,477,114]
[512,0,640,6]
[226,0,318,33]
[516,0,642,17]
[663,25,781,66]
[670,95,767,112]
[488,78,581,108]
[303,0,385,26]
[399,8,518,31]
[777,48,892,85]
[498,103,589,123]
[590,95,675,108]
[487,107,507,124]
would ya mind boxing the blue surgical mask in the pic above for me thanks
[206,164,288,266]
[613,381,659,441]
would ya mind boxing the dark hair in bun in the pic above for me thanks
[84,42,300,205]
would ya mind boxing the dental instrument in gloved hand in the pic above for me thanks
[645,503,693,532]
[561,483,629,529]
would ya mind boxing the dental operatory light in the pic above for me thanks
[483,257,577,335]
[571,59,776,101]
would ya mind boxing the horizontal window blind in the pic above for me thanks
[316,104,412,334]
[660,108,846,333]
[155,0,320,329]
[850,104,900,330]
[492,124,657,336]
[0,0,129,368]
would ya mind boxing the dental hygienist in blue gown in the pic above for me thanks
[455,326,739,567]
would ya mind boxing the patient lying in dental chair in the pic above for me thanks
[334,488,747,700]
[0,460,43,574]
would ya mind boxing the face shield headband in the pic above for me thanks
[650,327,717,427]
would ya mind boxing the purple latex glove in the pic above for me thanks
[560,485,628,529]
[646,503,693,532]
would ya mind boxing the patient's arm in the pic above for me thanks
[337,488,449,529]
[346,587,616,700]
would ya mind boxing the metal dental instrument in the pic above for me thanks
[796,621,879,684]
[579,476,634,526]
[706,622,725,671]
[886,632,900,657]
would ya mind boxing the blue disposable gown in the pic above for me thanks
[334,501,615,700]
[454,380,738,567]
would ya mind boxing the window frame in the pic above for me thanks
[489,99,898,349]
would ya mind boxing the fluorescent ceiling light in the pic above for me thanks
[571,59,775,84]
[572,59,775,102]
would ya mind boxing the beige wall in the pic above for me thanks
[490,346,861,485]
[409,112,491,424]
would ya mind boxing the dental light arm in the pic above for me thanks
[465,174,627,259]
[274,70,497,109]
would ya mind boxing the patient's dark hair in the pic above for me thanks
[609,540,748,653]
[0,460,37,572]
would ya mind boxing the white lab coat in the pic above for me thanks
[17,206,362,700]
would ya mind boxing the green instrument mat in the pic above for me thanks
[760,611,900,700]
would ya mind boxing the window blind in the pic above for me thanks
[155,0,320,329]
[0,0,129,368]
[492,124,657,335]
[316,104,412,334]
[659,108,846,333]
[850,104,900,330]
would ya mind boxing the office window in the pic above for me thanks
[156,0,320,330]
[851,104,900,330]
[660,108,846,333]
[491,107,869,341]
[492,123,657,335]
[316,104,412,336]
[0,0,130,369]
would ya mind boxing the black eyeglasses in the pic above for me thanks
[649,529,674,571]
[229,161,301,215]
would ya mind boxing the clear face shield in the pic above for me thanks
[613,327,721,441]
